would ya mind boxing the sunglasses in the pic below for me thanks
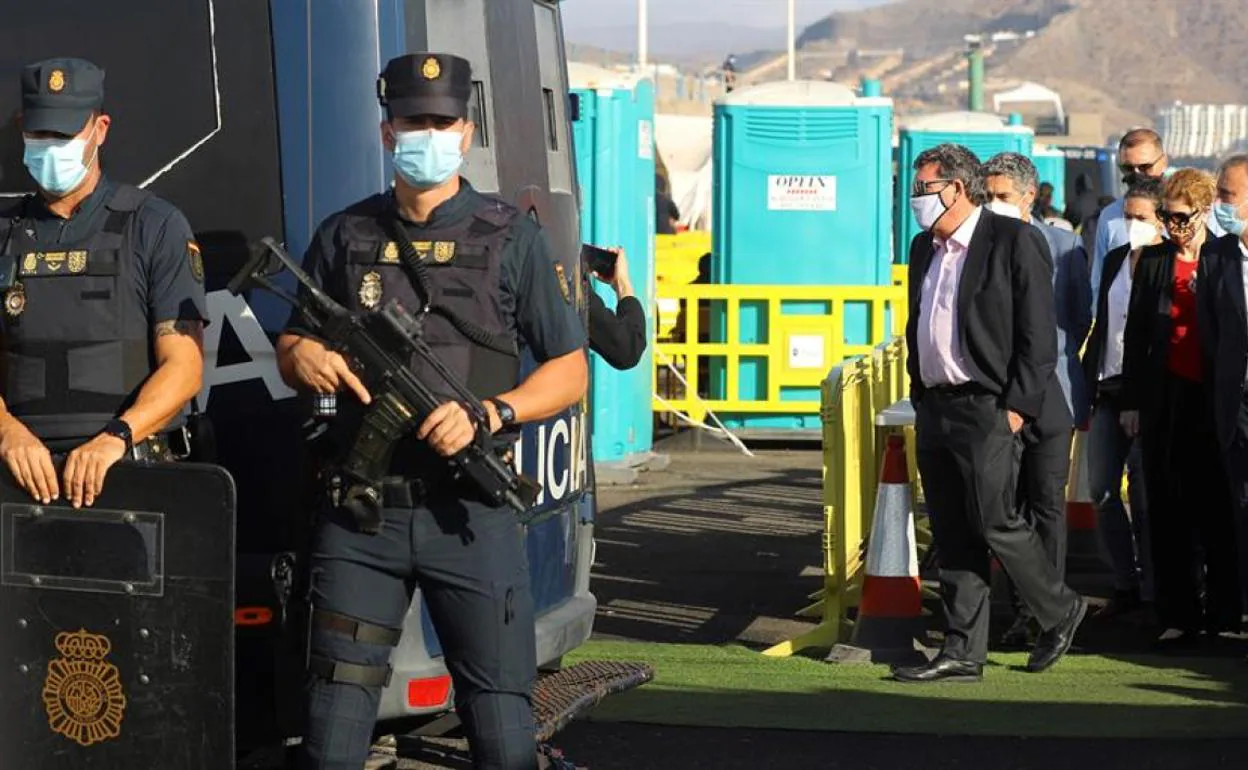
[1159,209,1200,227]
[1119,157,1162,175]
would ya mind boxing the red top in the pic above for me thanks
[1166,257,1202,382]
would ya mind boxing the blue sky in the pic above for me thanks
[560,0,886,31]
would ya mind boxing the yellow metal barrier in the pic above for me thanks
[762,336,912,657]
[655,231,712,339]
[652,284,908,424]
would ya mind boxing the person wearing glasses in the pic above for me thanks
[1091,129,1171,315]
[892,144,1086,684]
[1119,169,1242,651]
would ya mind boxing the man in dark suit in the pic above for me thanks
[1197,153,1248,655]
[983,152,1092,647]
[892,144,1087,683]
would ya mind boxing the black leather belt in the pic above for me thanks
[379,475,490,508]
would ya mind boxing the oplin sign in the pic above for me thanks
[767,174,837,212]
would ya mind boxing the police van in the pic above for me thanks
[0,0,598,761]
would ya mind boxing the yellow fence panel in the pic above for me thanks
[652,284,908,425]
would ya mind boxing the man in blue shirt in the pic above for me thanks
[1090,129,1169,312]
[984,152,1093,646]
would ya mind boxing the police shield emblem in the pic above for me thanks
[0,462,236,769]
[433,241,456,263]
[187,241,204,283]
[422,57,441,80]
[553,263,570,304]
[5,283,26,317]
[358,271,383,309]
[48,69,65,92]
[67,251,87,275]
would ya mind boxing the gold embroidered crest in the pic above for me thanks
[358,271,383,309]
[553,263,570,304]
[22,253,38,276]
[433,241,456,263]
[44,252,65,272]
[422,57,441,80]
[48,69,65,92]
[5,283,26,317]
[382,242,400,264]
[187,241,204,283]
[68,251,88,274]
[42,629,127,747]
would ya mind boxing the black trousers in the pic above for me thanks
[1007,428,1073,620]
[299,495,538,770]
[1225,391,1248,616]
[1141,372,1241,632]
[916,387,1078,663]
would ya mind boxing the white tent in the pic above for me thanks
[654,113,714,230]
[992,81,1065,126]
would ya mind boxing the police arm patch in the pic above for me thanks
[187,241,204,283]
[553,262,570,304]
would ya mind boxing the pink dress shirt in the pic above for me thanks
[917,206,982,388]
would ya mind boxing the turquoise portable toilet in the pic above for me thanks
[1032,144,1067,215]
[896,111,1034,262]
[709,79,894,433]
[569,64,658,475]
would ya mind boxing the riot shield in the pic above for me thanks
[0,461,236,769]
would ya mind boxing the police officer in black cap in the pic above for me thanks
[0,57,207,508]
[275,52,588,770]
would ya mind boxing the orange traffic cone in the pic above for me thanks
[827,434,924,664]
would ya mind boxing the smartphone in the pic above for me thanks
[580,243,618,281]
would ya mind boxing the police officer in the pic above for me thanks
[275,52,588,770]
[0,57,208,509]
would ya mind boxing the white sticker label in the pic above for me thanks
[767,175,836,211]
[788,335,826,370]
[639,120,653,159]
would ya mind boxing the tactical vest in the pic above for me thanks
[334,192,522,477]
[0,185,153,442]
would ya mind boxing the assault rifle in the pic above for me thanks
[227,237,542,532]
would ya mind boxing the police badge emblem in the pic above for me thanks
[187,241,204,283]
[422,57,441,80]
[4,283,26,317]
[359,271,384,309]
[48,69,65,93]
[42,629,127,747]
[433,241,456,263]
[22,253,37,276]
[68,251,87,274]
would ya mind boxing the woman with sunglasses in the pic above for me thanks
[1120,169,1242,650]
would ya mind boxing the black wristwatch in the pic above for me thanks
[485,397,518,432]
[101,418,134,453]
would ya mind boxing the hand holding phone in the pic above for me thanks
[580,243,618,282]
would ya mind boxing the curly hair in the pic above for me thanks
[1162,168,1216,211]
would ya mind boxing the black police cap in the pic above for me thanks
[21,57,105,136]
[378,53,472,120]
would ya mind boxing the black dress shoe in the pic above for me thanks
[891,654,984,683]
[1093,588,1142,620]
[999,614,1038,649]
[1027,596,1087,673]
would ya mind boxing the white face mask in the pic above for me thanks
[910,190,950,231]
[986,199,1022,220]
[1127,219,1158,250]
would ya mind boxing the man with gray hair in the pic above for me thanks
[983,151,1093,648]
[893,143,1087,684]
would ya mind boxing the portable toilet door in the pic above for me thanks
[709,79,894,433]
[1032,144,1067,217]
[896,111,1034,263]
[569,68,658,472]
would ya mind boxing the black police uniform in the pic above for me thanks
[0,58,208,454]
[287,53,585,770]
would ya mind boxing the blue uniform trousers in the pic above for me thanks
[299,495,538,770]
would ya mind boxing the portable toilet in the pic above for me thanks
[896,111,1034,262]
[1032,144,1067,215]
[569,64,658,474]
[709,79,894,432]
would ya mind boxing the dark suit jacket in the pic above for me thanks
[905,208,1058,423]
[1196,234,1248,450]
[588,287,647,370]
[1082,243,1133,397]
[1120,238,1219,414]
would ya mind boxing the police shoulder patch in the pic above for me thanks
[187,241,204,283]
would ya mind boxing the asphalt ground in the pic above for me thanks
[390,435,1248,769]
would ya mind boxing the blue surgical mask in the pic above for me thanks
[392,129,464,189]
[1213,201,1247,237]
[22,126,98,195]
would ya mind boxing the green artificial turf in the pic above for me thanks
[565,640,1248,739]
